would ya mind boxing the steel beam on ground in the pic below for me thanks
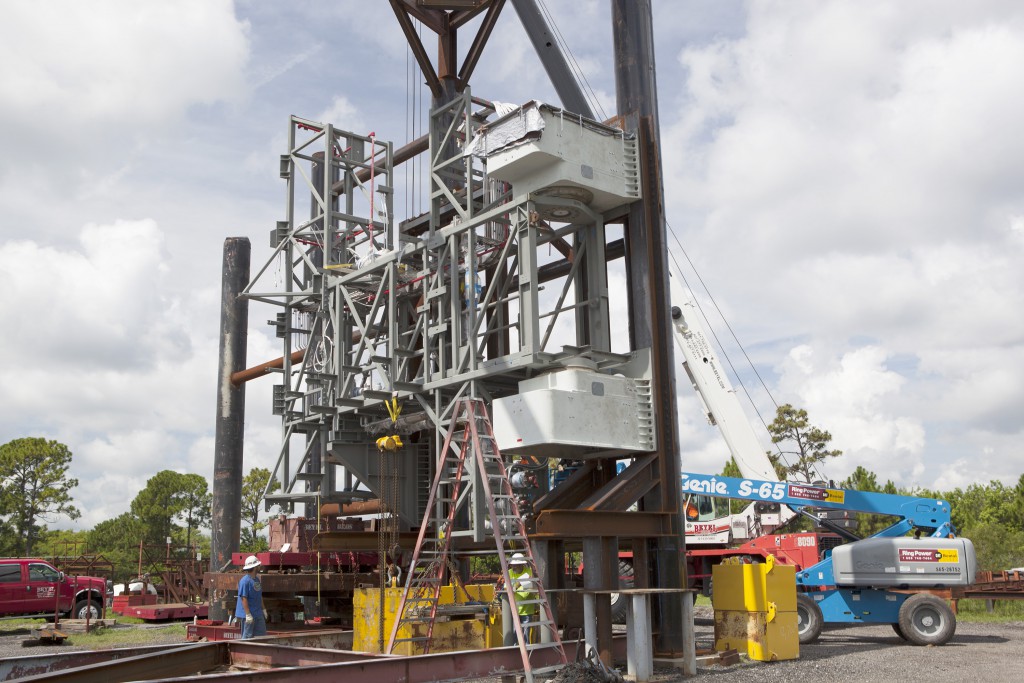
[0,645,196,682]
[159,639,623,683]
[11,644,225,683]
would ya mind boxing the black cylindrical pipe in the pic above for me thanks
[613,0,687,654]
[209,237,250,621]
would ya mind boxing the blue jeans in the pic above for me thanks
[241,613,267,639]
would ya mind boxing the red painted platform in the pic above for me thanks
[186,620,342,642]
[120,602,209,621]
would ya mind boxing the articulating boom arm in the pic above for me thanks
[680,472,956,539]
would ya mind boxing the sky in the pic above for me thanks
[1,0,1022,532]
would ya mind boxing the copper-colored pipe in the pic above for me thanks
[330,134,429,197]
[320,500,382,516]
[231,349,304,387]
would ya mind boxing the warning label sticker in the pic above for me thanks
[898,548,960,563]
[787,484,846,504]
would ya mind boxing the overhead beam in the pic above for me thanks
[533,510,674,538]
[510,0,594,117]
[391,1,443,98]
[457,0,506,87]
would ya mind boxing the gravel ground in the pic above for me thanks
[681,610,1024,683]
[1,614,1020,682]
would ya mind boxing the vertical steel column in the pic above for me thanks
[583,536,617,665]
[612,0,686,653]
[210,237,250,621]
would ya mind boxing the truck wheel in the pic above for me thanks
[74,598,102,621]
[892,623,908,640]
[610,560,635,624]
[796,594,823,644]
[897,594,955,646]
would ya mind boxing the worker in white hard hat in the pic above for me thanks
[236,555,266,639]
[509,553,537,643]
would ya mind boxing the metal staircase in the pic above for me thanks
[386,397,566,681]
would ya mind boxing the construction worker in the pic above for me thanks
[509,553,537,642]
[236,555,266,639]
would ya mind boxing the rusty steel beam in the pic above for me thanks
[579,453,659,511]
[0,645,196,682]
[155,638,623,683]
[456,0,505,86]
[314,531,422,551]
[533,511,674,539]
[226,643,380,668]
[319,499,382,516]
[331,134,429,199]
[531,461,601,512]
[203,572,375,593]
[9,643,225,683]
[231,349,304,386]
[392,1,441,97]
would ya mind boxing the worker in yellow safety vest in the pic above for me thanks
[509,552,537,637]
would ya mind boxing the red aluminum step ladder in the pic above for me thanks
[386,397,566,682]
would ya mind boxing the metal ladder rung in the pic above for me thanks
[523,642,563,652]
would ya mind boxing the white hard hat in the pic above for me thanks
[243,555,262,570]
[509,553,527,565]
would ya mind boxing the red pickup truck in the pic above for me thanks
[0,558,108,620]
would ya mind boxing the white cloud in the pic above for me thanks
[664,1,1024,490]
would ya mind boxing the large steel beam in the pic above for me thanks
[612,0,687,654]
[210,237,250,621]
[511,0,595,117]
[10,644,225,683]
[533,511,673,538]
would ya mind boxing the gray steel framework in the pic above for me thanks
[242,92,635,536]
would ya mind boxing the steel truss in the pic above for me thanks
[242,91,637,539]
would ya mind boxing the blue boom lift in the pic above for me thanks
[680,471,976,645]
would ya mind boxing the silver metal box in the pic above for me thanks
[473,102,640,215]
[491,367,654,459]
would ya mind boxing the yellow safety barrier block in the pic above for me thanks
[353,584,502,654]
[712,555,799,661]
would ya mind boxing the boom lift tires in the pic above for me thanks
[610,559,635,623]
[897,593,956,646]
[796,594,824,644]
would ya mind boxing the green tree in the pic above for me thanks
[766,404,842,483]
[241,467,280,553]
[839,465,903,536]
[0,438,80,555]
[719,457,745,514]
[88,512,148,581]
[175,473,212,549]
[130,471,197,544]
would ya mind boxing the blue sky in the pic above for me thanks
[1,0,1022,530]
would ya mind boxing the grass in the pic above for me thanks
[1,616,188,647]
[76,623,188,648]
[955,598,1024,623]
